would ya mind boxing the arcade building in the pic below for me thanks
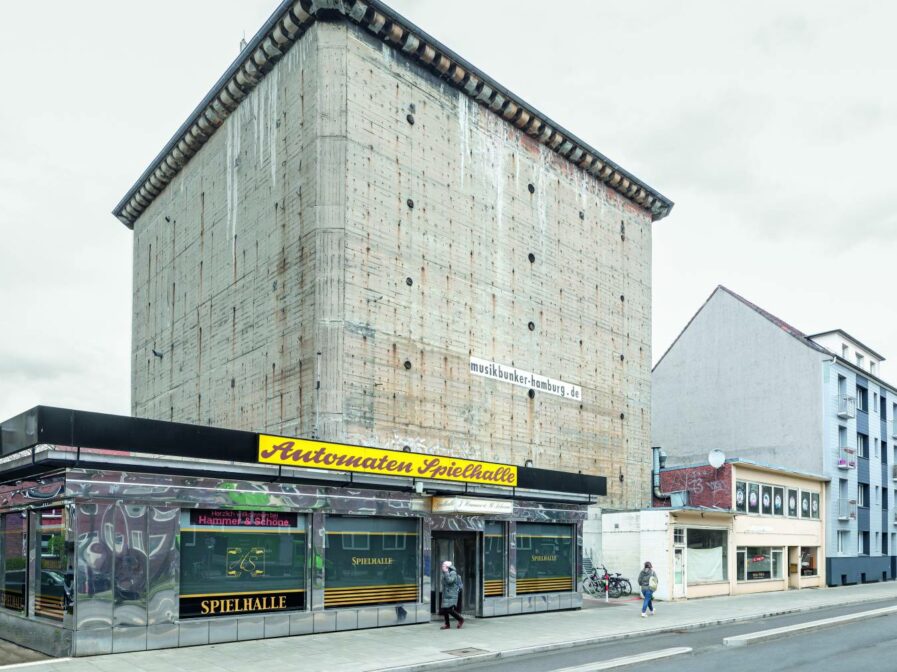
[0,406,602,657]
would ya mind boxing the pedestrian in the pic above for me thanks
[637,561,657,618]
[439,560,465,629]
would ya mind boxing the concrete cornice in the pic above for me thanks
[113,0,674,228]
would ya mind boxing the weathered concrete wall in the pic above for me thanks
[336,25,653,508]
[131,20,655,509]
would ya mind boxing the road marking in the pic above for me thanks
[0,660,71,671]
[723,604,897,647]
[549,647,692,671]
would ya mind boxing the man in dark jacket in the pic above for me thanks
[439,560,464,629]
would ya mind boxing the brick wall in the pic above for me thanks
[653,463,733,509]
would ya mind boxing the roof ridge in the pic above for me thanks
[112,0,673,228]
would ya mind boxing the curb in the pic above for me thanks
[372,593,897,672]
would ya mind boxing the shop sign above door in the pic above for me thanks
[258,435,518,487]
[431,496,514,515]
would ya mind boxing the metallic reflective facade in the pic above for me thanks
[0,464,585,656]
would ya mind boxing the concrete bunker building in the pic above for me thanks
[117,0,671,512]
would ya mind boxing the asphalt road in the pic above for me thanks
[463,598,897,672]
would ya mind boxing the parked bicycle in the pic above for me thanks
[581,565,631,598]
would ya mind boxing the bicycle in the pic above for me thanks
[582,566,623,598]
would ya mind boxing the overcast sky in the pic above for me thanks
[1,1,895,421]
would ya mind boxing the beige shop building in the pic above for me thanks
[602,460,827,600]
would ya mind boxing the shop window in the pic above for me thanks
[738,547,784,581]
[811,493,820,519]
[736,549,745,581]
[35,508,69,621]
[773,487,784,516]
[179,509,306,619]
[800,548,818,576]
[484,522,506,597]
[735,482,746,513]
[787,489,798,517]
[0,512,28,613]
[324,516,419,608]
[516,523,574,593]
[686,528,727,583]
[761,485,773,515]
[748,483,760,514]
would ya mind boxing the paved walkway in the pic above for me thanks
[9,582,897,672]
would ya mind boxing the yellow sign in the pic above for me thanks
[258,435,517,487]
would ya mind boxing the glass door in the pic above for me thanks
[431,532,479,616]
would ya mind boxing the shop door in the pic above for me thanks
[673,548,686,599]
[788,546,801,589]
[431,532,479,616]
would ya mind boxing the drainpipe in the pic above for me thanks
[652,446,669,501]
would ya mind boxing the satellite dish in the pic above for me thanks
[708,449,726,469]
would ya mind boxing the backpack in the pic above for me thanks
[648,574,658,591]
[454,569,463,591]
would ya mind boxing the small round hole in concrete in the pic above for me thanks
[406,114,415,125]
[528,253,536,263]
[528,389,536,399]
[403,360,412,370]
[407,199,414,209]
[527,183,535,194]
[527,321,535,331]
[406,277,413,286]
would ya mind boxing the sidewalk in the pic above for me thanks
[14,582,897,672]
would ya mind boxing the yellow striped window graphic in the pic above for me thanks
[516,522,574,594]
[324,516,420,608]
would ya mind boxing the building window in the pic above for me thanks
[673,527,685,545]
[837,531,849,555]
[517,523,574,593]
[875,438,880,458]
[748,483,760,514]
[179,510,307,619]
[800,490,812,517]
[856,353,865,369]
[324,516,419,607]
[735,482,747,513]
[857,386,868,412]
[859,484,869,507]
[871,361,877,375]
[876,532,881,554]
[773,487,784,516]
[859,531,870,555]
[876,486,881,507]
[0,512,28,613]
[800,547,818,576]
[842,344,849,358]
[737,547,784,581]
[874,392,879,411]
[761,485,773,515]
[484,522,506,597]
[686,528,728,583]
[857,433,869,458]
[787,488,799,517]
[838,374,847,395]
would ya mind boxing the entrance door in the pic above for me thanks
[673,548,686,599]
[431,532,479,616]
[788,546,801,589]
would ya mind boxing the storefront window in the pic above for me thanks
[516,523,574,593]
[738,547,784,581]
[686,528,727,583]
[484,522,505,597]
[735,481,746,513]
[35,508,69,620]
[179,509,306,618]
[801,547,818,576]
[324,516,419,608]
[0,512,27,613]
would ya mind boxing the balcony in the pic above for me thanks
[838,498,857,520]
[837,446,856,470]
[838,395,857,419]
